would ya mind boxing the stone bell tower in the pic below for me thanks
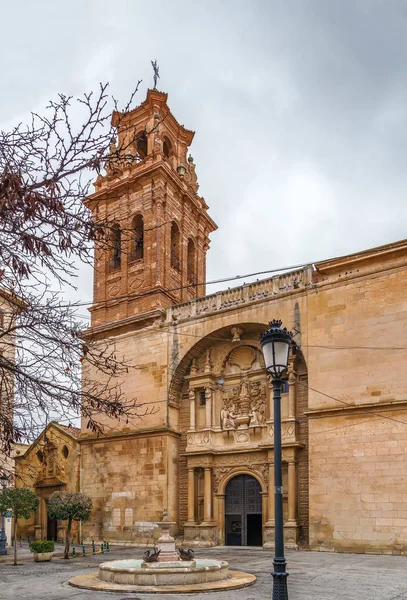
[85,90,217,332]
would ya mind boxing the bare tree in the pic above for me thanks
[0,82,155,460]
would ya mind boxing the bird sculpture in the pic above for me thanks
[143,548,161,562]
[178,548,195,561]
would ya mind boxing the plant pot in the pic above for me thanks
[33,551,53,562]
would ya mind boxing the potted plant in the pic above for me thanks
[29,540,55,562]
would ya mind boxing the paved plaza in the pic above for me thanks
[1,546,407,600]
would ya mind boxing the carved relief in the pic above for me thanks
[228,346,255,370]
[187,431,211,446]
[35,436,67,487]
[231,327,243,343]
[213,467,231,493]
[268,421,296,440]
[212,454,268,493]
[129,277,143,290]
[108,284,120,297]
[221,378,266,430]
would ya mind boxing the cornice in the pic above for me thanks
[82,308,166,339]
[315,238,407,274]
[79,426,180,444]
[305,398,407,418]
[112,89,195,144]
[86,160,217,232]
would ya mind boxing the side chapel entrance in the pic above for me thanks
[225,474,262,546]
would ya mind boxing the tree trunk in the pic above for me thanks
[64,517,72,559]
[13,517,17,566]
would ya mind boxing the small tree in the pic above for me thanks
[48,491,92,559]
[0,487,39,565]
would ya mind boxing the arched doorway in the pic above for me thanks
[225,475,262,546]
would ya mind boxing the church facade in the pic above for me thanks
[16,90,407,554]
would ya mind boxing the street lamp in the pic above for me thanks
[260,319,293,600]
[0,472,8,556]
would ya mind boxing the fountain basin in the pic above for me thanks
[98,558,229,586]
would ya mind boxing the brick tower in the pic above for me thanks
[85,89,217,333]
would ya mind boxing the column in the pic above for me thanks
[189,389,196,430]
[267,461,275,523]
[187,468,195,523]
[217,494,225,544]
[203,467,212,522]
[288,359,296,418]
[287,460,297,521]
[205,387,212,429]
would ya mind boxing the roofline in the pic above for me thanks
[14,421,80,460]
[314,238,407,274]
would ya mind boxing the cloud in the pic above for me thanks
[1,0,407,307]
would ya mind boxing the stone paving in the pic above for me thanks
[1,546,407,600]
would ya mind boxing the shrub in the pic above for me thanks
[0,487,40,565]
[29,540,55,554]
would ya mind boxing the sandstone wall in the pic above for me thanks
[309,409,407,554]
[80,431,179,543]
[307,259,407,553]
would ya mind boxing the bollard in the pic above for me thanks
[27,535,30,544]
[82,545,86,557]
[20,537,22,547]
[72,547,76,557]
[100,543,104,553]
[92,540,95,555]
[106,541,110,552]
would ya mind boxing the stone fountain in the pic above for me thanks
[69,510,255,594]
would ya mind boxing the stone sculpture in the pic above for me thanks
[143,548,161,562]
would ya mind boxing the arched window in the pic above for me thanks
[136,133,147,162]
[187,238,196,284]
[163,136,172,158]
[111,224,121,270]
[170,222,181,272]
[131,214,144,261]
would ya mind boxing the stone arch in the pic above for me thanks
[170,221,181,271]
[168,322,270,406]
[217,468,266,495]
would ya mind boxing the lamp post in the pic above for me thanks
[260,319,293,600]
[0,472,8,556]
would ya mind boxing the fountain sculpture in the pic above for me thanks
[69,510,255,593]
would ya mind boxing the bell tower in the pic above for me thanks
[85,90,217,332]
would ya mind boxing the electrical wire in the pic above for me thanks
[57,235,407,308]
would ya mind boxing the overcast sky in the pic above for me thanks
[2,0,407,311]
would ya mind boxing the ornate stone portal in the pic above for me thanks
[181,338,306,549]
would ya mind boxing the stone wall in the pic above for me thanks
[309,409,407,554]
[296,367,309,547]
[80,431,179,544]
[307,253,407,553]
[178,389,190,529]
[78,239,407,552]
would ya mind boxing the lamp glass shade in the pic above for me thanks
[261,339,290,376]
[259,320,293,377]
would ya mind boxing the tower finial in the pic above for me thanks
[151,59,160,90]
